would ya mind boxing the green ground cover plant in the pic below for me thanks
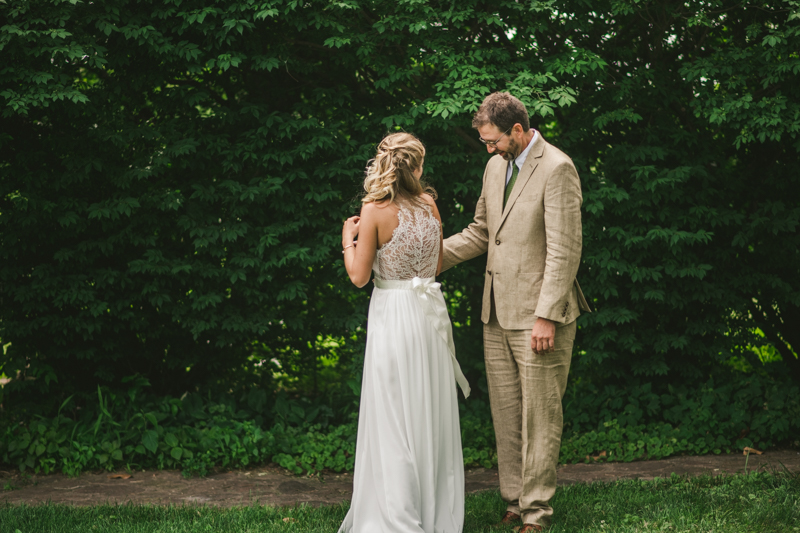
[2,371,797,476]
[560,374,800,463]
[3,473,798,532]
[0,382,358,477]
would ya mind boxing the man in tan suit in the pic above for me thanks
[442,92,590,532]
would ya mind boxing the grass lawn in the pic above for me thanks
[2,472,798,532]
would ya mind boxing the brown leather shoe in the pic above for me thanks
[495,511,521,526]
[519,524,544,532]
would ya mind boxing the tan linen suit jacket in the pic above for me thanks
[442,133,591,328]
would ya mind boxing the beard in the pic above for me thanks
[500,138,520,161]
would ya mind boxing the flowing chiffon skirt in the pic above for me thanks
[339,281,465,533]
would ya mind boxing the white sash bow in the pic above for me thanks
[374,276,471,398]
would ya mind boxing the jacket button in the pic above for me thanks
[495,239,501,245]
[487,270,492,275]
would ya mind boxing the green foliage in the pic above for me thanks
[562,419,740,465]
[549,0,800,384]
[457,371,800,469]
[565,373,800,441]
[561,372,800,463]
[0,382,356,477]
[271,421,356,475]
[2,0,800,467]
[1,0,384,410]
[1,370,798,477]
[459,401,497,469]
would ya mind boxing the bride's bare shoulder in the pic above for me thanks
[420,193,440,211]
[419,193,435,206]
[361,199,399,218]
[417,194,441,220]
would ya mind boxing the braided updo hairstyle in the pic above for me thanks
[362,132,436,205]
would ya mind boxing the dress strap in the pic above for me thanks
[374,277,471,398]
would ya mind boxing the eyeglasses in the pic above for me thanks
[478,127,512,147]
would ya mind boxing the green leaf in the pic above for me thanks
[144,413,158,427]
[164,433,179,448]
[142,430,158,454]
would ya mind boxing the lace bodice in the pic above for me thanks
[374,203,441,280]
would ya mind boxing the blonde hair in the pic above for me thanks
[362,132,435,205]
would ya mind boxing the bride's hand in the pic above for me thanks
[342,216,360,245]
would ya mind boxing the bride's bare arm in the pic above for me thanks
[342,203,379,288]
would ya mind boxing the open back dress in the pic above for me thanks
[338,201,470,533]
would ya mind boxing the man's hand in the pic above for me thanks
[531,317,556,354]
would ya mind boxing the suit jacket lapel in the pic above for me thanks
[498,134,545,230]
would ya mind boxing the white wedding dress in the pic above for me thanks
[339,202,471,533]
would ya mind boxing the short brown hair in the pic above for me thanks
[472,92,530,132]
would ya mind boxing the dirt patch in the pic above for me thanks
[2,450,798,508]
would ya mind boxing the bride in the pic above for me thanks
[338,132,471,533]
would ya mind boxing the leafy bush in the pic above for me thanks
[561,372,800,464]
[271,422,357,475]
[2,369,798,476]
[460,401,497,469]
[3,0,799,420]
[0,382,355,477]
[456,371,800,469]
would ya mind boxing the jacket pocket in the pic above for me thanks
[504,272,544,317]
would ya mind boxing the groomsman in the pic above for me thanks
[443,92,591,532]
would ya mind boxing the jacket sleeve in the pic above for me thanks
[534,161,583,323]
[441,167,490,272]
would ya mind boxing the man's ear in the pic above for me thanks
[513,123,524,135]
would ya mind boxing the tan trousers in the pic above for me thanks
[484,307,576,528]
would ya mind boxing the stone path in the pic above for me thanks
[2,450,798,508]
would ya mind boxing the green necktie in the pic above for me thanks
[504,162,519,208]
